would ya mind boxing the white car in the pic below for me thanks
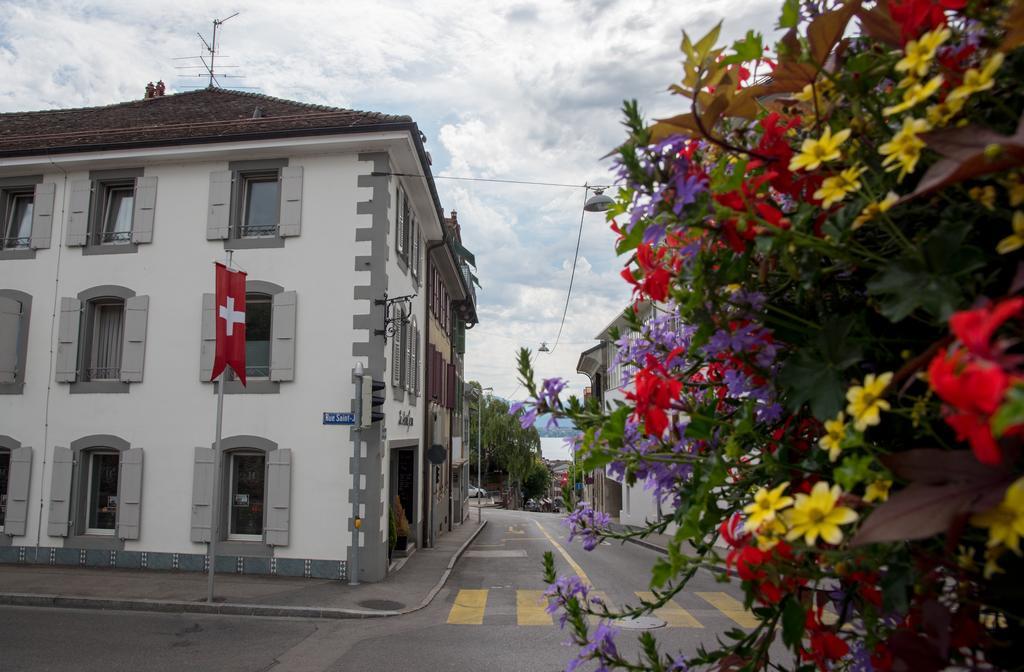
[469,486,488,498]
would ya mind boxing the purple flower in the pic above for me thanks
[510,401,539,430]
[564,502,611,551]
[567,622,619,672]
[539,377,568,413]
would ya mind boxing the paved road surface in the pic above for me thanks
[0,509,760,672]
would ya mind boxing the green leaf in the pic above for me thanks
[651,557,674,588]
[778,351,846,420]
[833,455,875,491]
[779,0,800,28]
[723,31,763,64]
[992,385,1024,437]
[782,597,806,647]
[694,22,723,61]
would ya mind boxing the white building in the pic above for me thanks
[0,87,452,582]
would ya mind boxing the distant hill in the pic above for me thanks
[535,415,580,438]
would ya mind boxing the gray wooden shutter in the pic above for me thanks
[404,320,412,391]
[117,447,143,540]
[30,182,55,249]
[47,446,73,537]
[265,449,291,546]
[55,297,81,383]
[0,296,21,384]
[270,290,297,382]
[131,176,158,244]
[66,180,92,246]
[190,447,214,543]
[396,189,406,256]
[4,446,32,536]
[200,293,216,382]
[411,324,419,397]
[278,166,303,237]
[411,218,420,278]
[120,295,149,383]
[391,322,402,387]
[206,170,232,240]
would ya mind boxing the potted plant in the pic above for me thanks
[392,495,411,552]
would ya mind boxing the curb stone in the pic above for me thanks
[0,520,488,620]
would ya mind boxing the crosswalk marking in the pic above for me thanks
[695,592,758,628]
[635,591,703,628]
[447,589,488,625]
[517,590,553,625]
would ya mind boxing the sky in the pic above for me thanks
[0,0,779,402]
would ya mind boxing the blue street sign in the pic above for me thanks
[323,412,355,425]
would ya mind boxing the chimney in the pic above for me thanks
[155,80,166,96]
[144,82,155,99]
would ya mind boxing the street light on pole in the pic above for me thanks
[477,386,493,524]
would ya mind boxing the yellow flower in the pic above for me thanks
[968,185,997,211]
[813,165,866,209]
[895,27,951,78]
[1003,174,1024,207]
[794,79,833,110]
[852,192,900,230]
[879,117,931,181]
[883,75,944,116]
[926,96,965,127]
[997,211,1024,255]
[789,127,852,172]
[864,479,892,503]
[818,412,847,463]
[756,518,787,551]
[785,482,859,546]
[846,371,893,432]
[743,481,794,532]
[985,546,1006,579]
[948,53,1005,102]
[971,477,1024,554]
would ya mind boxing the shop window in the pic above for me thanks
[228,452,266,540]
[85,451,119,535]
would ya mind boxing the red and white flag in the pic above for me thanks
[211,262,247,385]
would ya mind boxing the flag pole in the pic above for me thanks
[207,249,233,604]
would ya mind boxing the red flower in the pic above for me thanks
[949,297,1024,361]
[888,0,966,42]
[622,243,674,302]
[626,354,682,436]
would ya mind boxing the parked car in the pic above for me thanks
[524,499,541,512]
[469,486,487,498]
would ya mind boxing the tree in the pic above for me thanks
[466,380,541,507]
[522,459,551,501]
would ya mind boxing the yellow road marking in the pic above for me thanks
[635,591,703,628]
[533,520,591,585]
[447,589,488,625]
[696,592,759,628]
[517,590,553,626]
[507,525,525,534]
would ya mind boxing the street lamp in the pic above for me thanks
[477,386,493,524]
[583,187,614,212]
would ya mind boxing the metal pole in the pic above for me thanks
[207,249,233,604]
[477,392,482,524]
[351,368,362,586]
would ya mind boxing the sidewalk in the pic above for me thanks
[0,519,485,619]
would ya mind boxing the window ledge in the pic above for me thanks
[224,236,285,250]
[0,248,35,260]
[217,540,273,557]
[70,381,130,394]
[0,381,24,395]
[213,380,280,395]
[82,242,138,256]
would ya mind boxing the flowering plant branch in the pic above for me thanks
[514,1,1024,669]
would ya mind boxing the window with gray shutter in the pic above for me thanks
[55,298,81,383]
[30,182,55,250]
[117,447,143,540]
[0,296,20,385]
[404,320,412,392]
[410,218,419,279]
[270,290,297,382]
[411,324,419,397]
[200,293,216,382]
[4,446,32,536]
[47,446,73,537]
[264,448,291,546]
[190,447,214,543]
[278,166,303,237]
[130,176,157,244]
[391,321,403,387]
[395,188,406,257]
[66,180,91,246]
[206,171,232,240]
[120,295,149,383]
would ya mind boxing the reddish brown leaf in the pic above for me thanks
[882,448,1009,485]
[1000,0,1024,53]
[807,0,862,65]
[855,0,902,47]
[907,113,1024,199]
[762,60,820,94]
[851,482,986,546]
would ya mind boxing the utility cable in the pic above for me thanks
[377,172,610,190]
[547,188,588,356]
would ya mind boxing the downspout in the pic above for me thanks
[422,229,448,547]
[35,155,70,558]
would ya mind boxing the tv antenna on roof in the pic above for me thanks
[173,12,257,90]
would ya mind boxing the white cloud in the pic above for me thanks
[0,0,781,400]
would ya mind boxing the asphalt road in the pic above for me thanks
[0,508,758,672]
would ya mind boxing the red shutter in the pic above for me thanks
[446,363,455,410]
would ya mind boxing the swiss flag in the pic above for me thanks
[212,262,248,385]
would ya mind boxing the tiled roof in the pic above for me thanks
[0,88,413,156]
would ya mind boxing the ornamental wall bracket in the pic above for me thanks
[375,292,416,340]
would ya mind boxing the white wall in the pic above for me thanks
[0,145,424,562]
